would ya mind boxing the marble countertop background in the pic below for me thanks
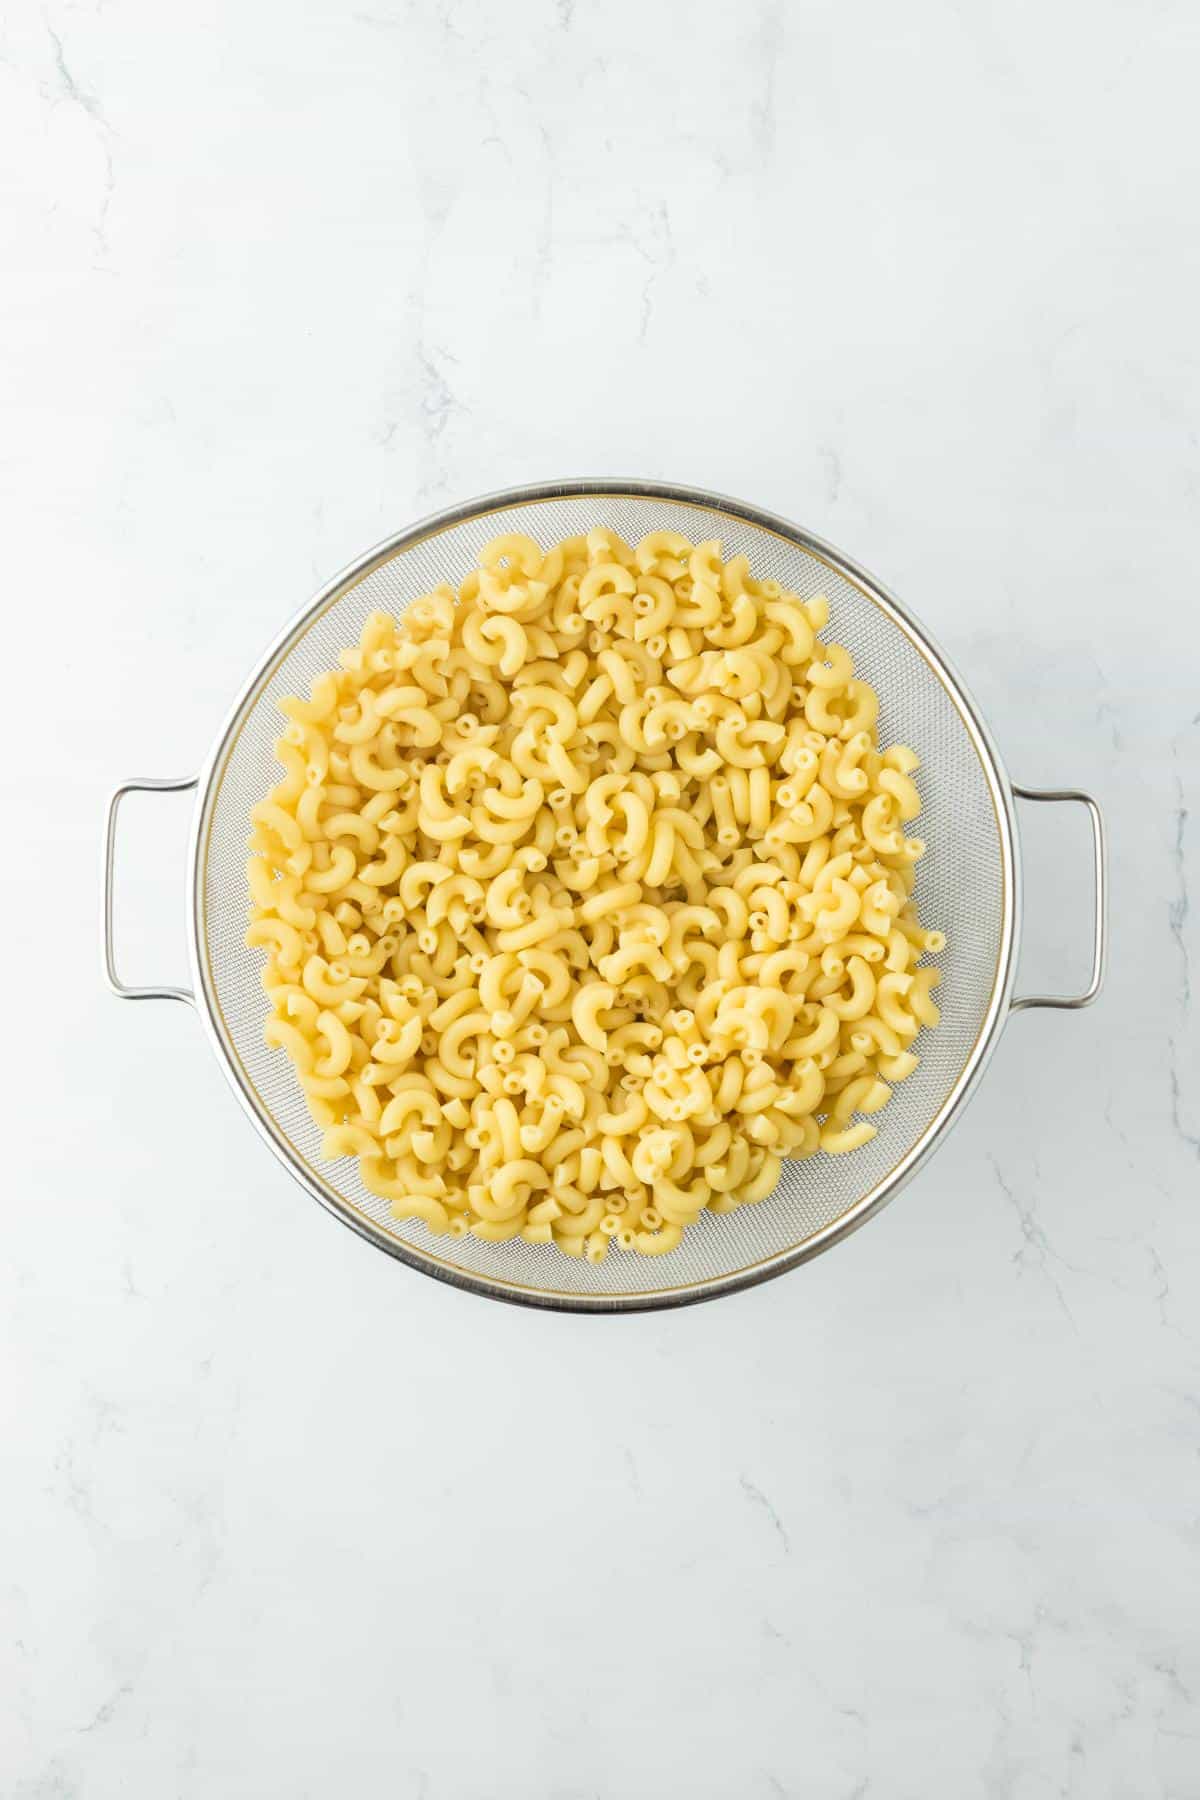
[2,1,1198,1795]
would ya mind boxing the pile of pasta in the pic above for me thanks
[246,528,943,1261]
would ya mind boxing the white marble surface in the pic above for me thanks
[3,0,1199,1794]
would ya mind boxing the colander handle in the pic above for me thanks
[1010,785,1107,1013]
[103,775,198,1005]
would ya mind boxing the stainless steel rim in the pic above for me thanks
[185,478,1023,1313]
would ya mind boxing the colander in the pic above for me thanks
[103,480,1107,1312]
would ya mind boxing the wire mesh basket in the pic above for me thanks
[104,481,1106,1311]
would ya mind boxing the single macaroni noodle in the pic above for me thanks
[246,529,944,1261]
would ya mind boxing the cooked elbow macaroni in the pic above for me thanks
[246,528,943,1261]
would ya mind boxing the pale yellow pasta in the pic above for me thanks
[246,531,944,1259]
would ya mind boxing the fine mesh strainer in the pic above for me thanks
[103,481,1107,1312]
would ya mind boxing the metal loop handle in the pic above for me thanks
[1010,785,1107,1013]
[103,776,198,1004]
